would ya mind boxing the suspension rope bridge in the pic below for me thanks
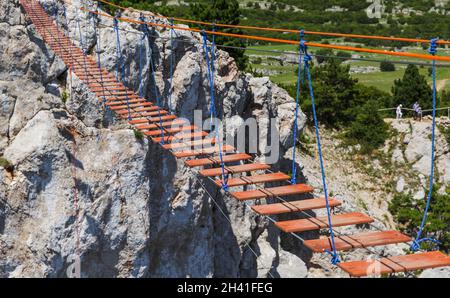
[20,0,450,277]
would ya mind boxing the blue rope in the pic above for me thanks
[138,14,147,98]
[75,12,90,85]
[411,38,441,252]
[92,6,107,107]
[113,13,132,121]
[62,5,75,73]
[291,30,304,185]
[167,18,175,114]
[208,25,217,131]
[301,37,340,265]
[201,30,228,192]
[140,16,165,144]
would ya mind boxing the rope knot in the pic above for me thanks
[410,240,421,252]
[300,39,307,52]
[411,237,441,252]
[324,249,341,265]
[303,53,312,63]
[428,38,439,55]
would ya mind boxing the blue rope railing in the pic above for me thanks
[167,18,175,114]
[92,4,108,107]
[300,33,340,265]
[75,10,90,86]
[140,15,165,144]
[411,38,441,252]
[113,12,132,121]
[201,30,228,192]
[291,30,305,185]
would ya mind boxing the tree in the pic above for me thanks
[389,186,450,251]
[301,59,359,127]
[380,61,396,72]
[440,90,450,108]
[392,64,432,110]
[344,100,389,153]
[189,0,248,70]
[314,48,334,64]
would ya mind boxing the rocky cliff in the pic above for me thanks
[0,0,449,278]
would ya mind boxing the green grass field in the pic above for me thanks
[246,44,450,93]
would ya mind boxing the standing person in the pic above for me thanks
[413,102,419,120]
[396,104,403,119]
[417,105,423,121]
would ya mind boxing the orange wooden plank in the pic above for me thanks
[135,119,190,130]
[128,115,177,125]
[144,125,199,136]
[105,99,148,106]
[172,145,236,158]
[275,212,374,233]
[162,138,217,150]
[231,184,314,201]
[118,109,168,117]
[200,163,270,178]
[123,110,169,119]
[304,230,411,253]
[185,153,252,168]
[216,172,290,187]
[91,87,127,92]
[108,102,154,110]
[338,251,450,277]
[251,197,341,215]
[151,131,209,143]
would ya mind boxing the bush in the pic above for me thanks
[344,100,389,153]
[314,48,334,64]
[0,157,13,172]
[252,57,263,65]
[380,61,396,72]
[336,51,352,62]
[389,187,450,251]
[61,90,69,104]
[134,129,144,140]
[439,125,450,146]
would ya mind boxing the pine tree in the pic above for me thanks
[189,0,248,70]
[392,64,432,110]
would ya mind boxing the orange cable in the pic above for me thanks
[80,7,450,63]
[95,0,450,45]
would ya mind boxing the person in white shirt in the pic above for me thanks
[396,104,403,119]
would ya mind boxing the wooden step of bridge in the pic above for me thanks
[136,119,190,130]
[144,125,200,137]
[216,172,291,188]
[163,138,217,150]
[338,251,450,277]
[128,115,177,125]
[251,197,341,215]
[109,102,154,110]
[199,163,271,178]
[231,184,314,201]
[304,230,411,253]
[185,153,252,168]
[172,145,236,158]
[275,212,374,233]
[152,131,209,143]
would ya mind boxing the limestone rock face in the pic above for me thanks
[420,267,450,278]
[0,0,308,278]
